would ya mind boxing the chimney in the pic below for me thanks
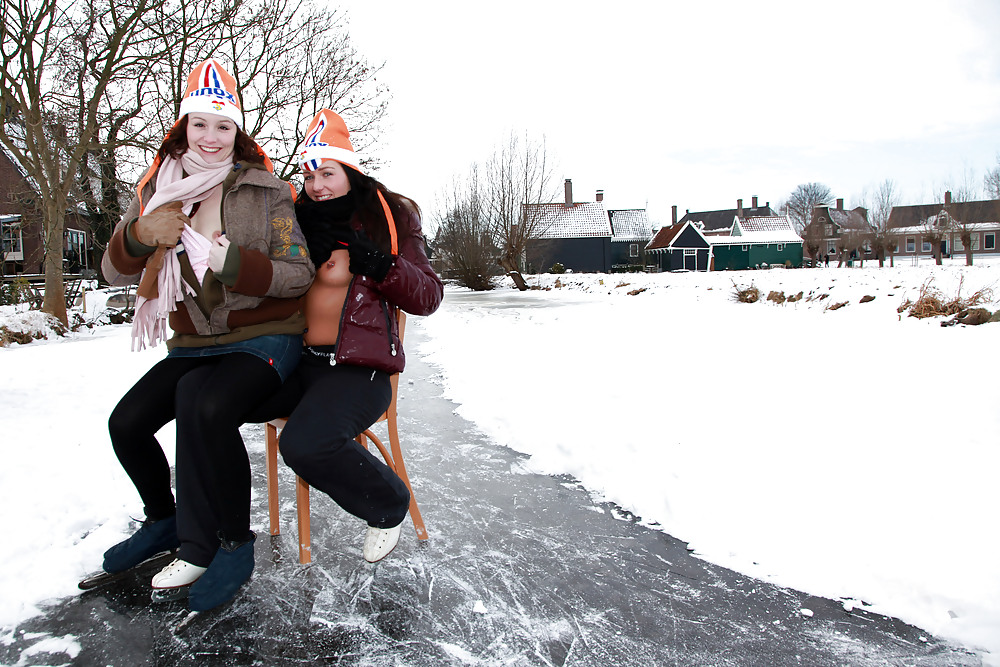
[671,205,677,225]
[596,189,604,202]
[945,190,952,206]
[737,198,743,218]
[837,198,843,211]
[564,179,573,208]
[752,196,758,209]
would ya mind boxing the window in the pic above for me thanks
[921,239,932,253]
[825,224,833,235]
[629,243,638,258]
[1,217,23,261]
[906,237,916,253]
[741,244,749,251]
[776,243,784,251]
[826,241,837,254]
[65,228,88,270]
[986,233,996,250]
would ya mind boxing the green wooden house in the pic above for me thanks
[708,216,803,270]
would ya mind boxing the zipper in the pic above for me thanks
[328,276,356,365]
[380,299,397,357]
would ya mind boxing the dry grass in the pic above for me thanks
[732,282,760,303]
[905,277,994,319]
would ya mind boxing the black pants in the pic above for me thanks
[108,353,280,566]
[248,355,410,529]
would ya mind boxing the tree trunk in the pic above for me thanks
[506,270,528,291]
[41,200,68,326]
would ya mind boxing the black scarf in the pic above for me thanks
[295,192,357,268]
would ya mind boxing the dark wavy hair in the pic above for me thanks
[296,166,420,254]
[157,115,266,165]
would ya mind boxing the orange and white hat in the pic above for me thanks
[178,59,244,128]
[297,109,360,173]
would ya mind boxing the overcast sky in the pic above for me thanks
[335,0,1000,229]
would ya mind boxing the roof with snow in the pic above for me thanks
[528,202,611,239]
[608,209,652,242]
[709,216,802,245]
[678,204,777,231]
[888,198,1000,229]
[812,205,869,231]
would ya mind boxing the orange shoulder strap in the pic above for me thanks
[377,190,398,256]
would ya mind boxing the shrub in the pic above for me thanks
[732,282,760,303]
[550,263,566,274]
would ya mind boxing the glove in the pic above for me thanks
[208,234,231,273]
[348,230,394,282]
[135,201,188,247]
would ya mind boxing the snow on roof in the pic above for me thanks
[722,216,803,244]
[608,209,652,242]
[530,202,611,239]
[891,222,1000,235]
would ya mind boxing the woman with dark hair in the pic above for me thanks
[97,59,314,611]
[249,108,443,563]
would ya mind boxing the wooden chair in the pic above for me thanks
[264,310,428,564]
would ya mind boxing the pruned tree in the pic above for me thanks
[859,179,900,267]
[938,176,984,267]
[781,182,832,233]
[799,221,824,263]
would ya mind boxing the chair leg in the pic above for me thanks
[265,422,280,537]
[359,426,428,541]
[386,412,428,541]
[295,475,311,564]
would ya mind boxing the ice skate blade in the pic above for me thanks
[78,550,177,591]
[150,585,190,603]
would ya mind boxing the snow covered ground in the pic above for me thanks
[1,256,998,664]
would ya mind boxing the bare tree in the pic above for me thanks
[781,182,832,233]
[79,0,388,245]
[984,153,1000,200]
[482,132,557,282]
[2,0,389,325]
[433,167,497,291]
[944,187,987,267]
[1,0,174,325]
[919,217,947,266]
[859,179,900,267]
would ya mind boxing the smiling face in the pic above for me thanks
[185,112,237,162]
[304,160,352,201]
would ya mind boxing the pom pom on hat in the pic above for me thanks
[298,109,360,173]
[178,59,244,128]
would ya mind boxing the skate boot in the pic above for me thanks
[188,532,256,612]
[102,515,180,574]
[150,558,207,603]
[363,523,402,563]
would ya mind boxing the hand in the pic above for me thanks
[209,233,231,273]
[135,201,188,247]
[347,230,394,282]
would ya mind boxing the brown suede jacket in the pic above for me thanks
[101,162,315,347]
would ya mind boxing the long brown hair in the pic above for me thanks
[157,115,266,165]
[296,166,420,255]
